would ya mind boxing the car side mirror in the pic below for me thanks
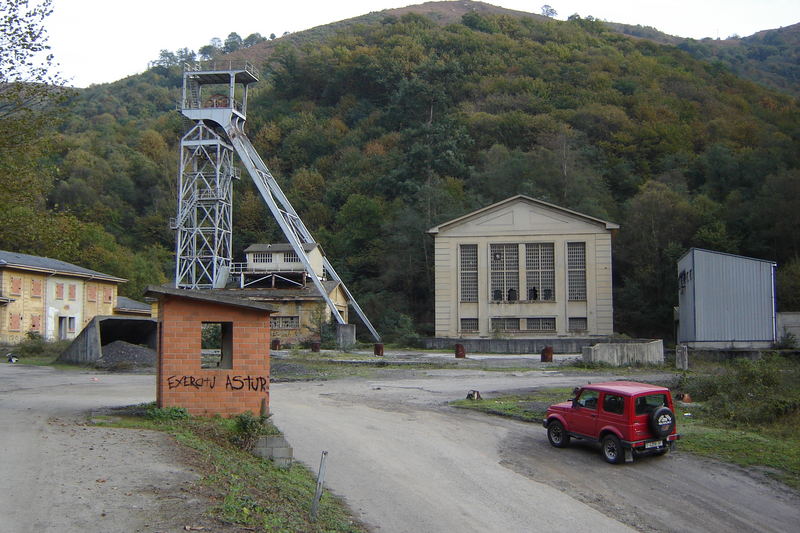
[571,398,579,408]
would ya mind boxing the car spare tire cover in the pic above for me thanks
[650,406,675,437]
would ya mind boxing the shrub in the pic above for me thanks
[680,354,800,425]
[14,333,70,360]
[145,405,189,421]
[230,411,272,450]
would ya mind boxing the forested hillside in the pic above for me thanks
[3,2,800,341]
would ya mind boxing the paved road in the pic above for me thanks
[270,368,800,533]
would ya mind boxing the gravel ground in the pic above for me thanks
[96,341,156,370]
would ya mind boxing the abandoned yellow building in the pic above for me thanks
[428,196,619,340]
[222,243,348,345]
[0,250,128,344]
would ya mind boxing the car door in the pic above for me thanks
[570,389,600,437]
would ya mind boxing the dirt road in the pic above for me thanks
[0,364,223,533]
[270,368,800,533]
[3,362,798,532]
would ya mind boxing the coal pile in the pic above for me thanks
[97,340,156,370]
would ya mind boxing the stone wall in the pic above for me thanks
[423,337,641,354]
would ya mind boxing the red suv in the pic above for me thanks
[543,381,679,464]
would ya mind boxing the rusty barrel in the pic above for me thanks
[455,343,466,358]
[311,342,321,353]
[271,339,281,350]
[540,345,553,362]
[374,343,384,356]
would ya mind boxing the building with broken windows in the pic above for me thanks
[220,243,348,345]
[0,250,129,344]
[427,196,618,340]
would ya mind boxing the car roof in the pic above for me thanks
[581,381,670,396]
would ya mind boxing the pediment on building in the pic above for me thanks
[428,195,618,238]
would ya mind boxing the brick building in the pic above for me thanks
[146,286,275,417]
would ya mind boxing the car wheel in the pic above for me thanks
[650,406,676,438]
[601,434,624,464]
[547,420,570,448]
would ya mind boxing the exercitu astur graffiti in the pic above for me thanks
[166,375,268,391]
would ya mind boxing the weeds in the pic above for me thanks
[145,405,189,421]
[108,407,365,532]
[10,333,70,362]
[678,353,800,425]
[230,411,279,451]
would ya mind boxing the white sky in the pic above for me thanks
[46,0,800,87]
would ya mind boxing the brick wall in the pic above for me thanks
[156,295,271,417]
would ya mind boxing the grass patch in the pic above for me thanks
[102,405,365,532]
[452,388,574,422]
[676,407,800,489]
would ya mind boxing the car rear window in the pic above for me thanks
[635,393,667,415]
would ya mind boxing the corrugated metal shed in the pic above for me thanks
[677,248,776,347]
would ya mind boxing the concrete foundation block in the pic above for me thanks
[270,446,294,459]
[582,339,664,366]
[272,457,293,468]
[337,323,356,349]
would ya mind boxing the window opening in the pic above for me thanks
[31,279,43,298]
[283,250,300,263]
[525,317,556,331]
[490,244,518,301]
[201,322,233,369]
[525,243,555,301]
[635,394,667,415]
[270,316,300,329]
[576,389,599,410]
[460,244,478,302]
[10,277,22,296]
[603,394,625,415]
[567,242,587,301]
[252,252,272,263]
[460,318,479,332]
[569,317,588,332]
[490,317,520,332]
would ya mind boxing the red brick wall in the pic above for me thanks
[156,295,271,417]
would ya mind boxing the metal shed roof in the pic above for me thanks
[0,250,127,282]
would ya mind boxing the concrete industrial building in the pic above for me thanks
[0,250,129,344]
[677,248,777,349]
[428,195,619,341]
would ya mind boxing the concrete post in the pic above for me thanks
[336,323,356,349]
[676,344,689,370]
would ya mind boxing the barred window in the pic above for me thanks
[490,244,519,301]
[271,315,300,329]
[252,252,272,263]
[567,242,587,301]
[490,317,520,331]
[283,250,300,263]
[460,244,478,302]
[569,317,588,332]
[525,243,555,301]
[460,318,479,332]
[525,317,556,331]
